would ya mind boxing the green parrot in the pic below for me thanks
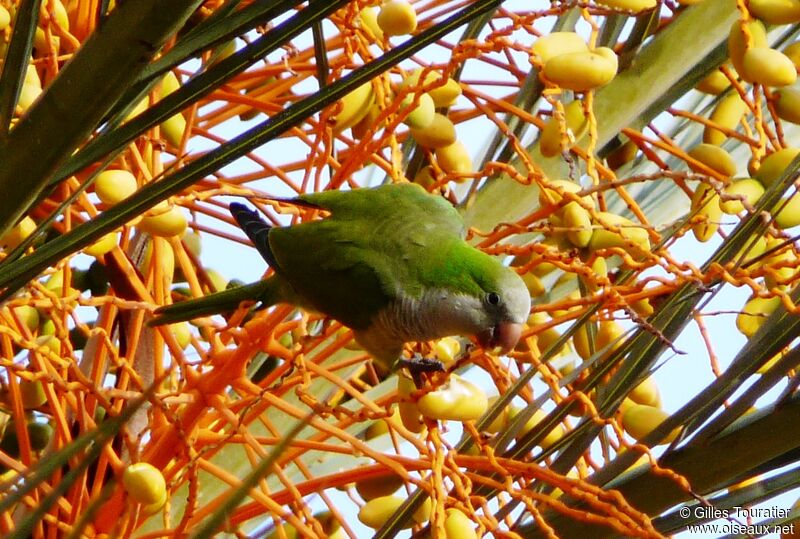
[152,183,531,370]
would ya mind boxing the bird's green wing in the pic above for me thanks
[294,183,465,238]
[268,219,394,330]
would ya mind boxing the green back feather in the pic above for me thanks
[267,184,516,330]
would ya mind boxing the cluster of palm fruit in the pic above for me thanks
[3,0,800,536]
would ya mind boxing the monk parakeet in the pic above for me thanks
[152,183,531,370]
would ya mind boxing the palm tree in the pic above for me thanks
[0,0,799,537]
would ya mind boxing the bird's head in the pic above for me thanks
[472,266,531,354]
[422,241,532,355]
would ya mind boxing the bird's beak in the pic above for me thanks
[476,322,523,354]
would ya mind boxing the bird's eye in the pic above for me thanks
[487,292,500,305]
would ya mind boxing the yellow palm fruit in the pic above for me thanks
[25,65,42,90]
[531,236,570,277]
[733,234,767,265]
[595,319,625,357]
[742,47,797,87]
[561,201,593,248]
[402,68,462,107]
[170,322,192,349]
[138,205,188,237]
[618,396,636,416]
[400,92,435,129]
[484,396,515,434]
[749,0,800,24]
[784,42,800,70]
[123,462,167,505]
[34,0,68,51]
[20,379,47,409]
[543,48,618,91]
[387,405,417,438]
[690,184,721,242]
[630,297,654,318]
[589,255,609,288]
[377,1,417,36]
[40,317,56,336]
[31,421,54,450]
[427,78,461,108]
[160,69,181,98]
[520,272,545,297]
[573,320,624,361]
[409,113,457,148]
[539,100,588,158]
[519,320,568,359]
[14,305,40,332]
[34,28,58,54]
[703,93,747,146]
[508,407,565,449]
[161,110,187,148]
[365,406,402,439]
[755,148,800,187]
[628,376,661,407]
[687,143,737,177]
[355,474,404,501]
[728,20,768,82]
[84,231,118,257]
[158,71,186,147]
[435,140,472,175]
[538,178,582,207]
[445,508,478,539]
[125,95,149,123]
[531,32,589,63]
[0,6,9,30]
[719,178,764,214]
[550,289,581,318]
[397,373,425,433]
[46,0,70,30]
[433,337,461,364]
[17,83,42,114]
[775,86,800,124]
[142,488,167,515]
[737,295,782,337]
[266,524,299,539]
[588,212,651,253]
[202,269,227,293]
[696,69,731,95]
[606,139,638,171]
[181,229,202,258]
[773,191,800,229]
[760,239,796,288]
[331,82,374,132]
[622,404,680,443]
[95,169,137,205]
[418,374,488,422]
[594,0,657,11]
[358,495,430,529]
[1,216,36,250]
[358,6,384,40]
[205,39,236,66]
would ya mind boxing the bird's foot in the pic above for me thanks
[398,355,444,387]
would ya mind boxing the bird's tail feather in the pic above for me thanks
[229,202,279,269]
[149,278,280,326]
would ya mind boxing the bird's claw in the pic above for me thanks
[398,356,445,387]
